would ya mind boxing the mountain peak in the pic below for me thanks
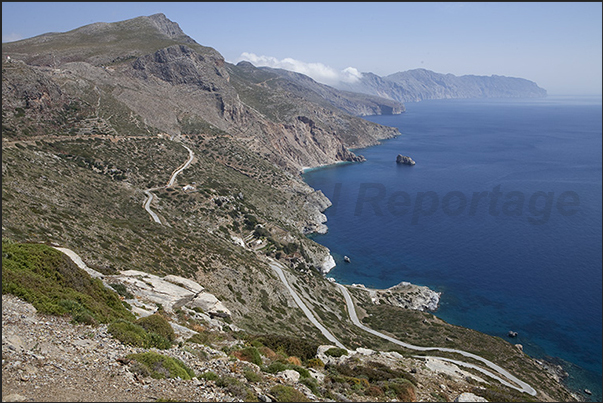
[2,12,200,67]
[140,13,192,42]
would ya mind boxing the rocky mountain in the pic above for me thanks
[334,68,547,102]
[238,62,405,117]
[2,13,577,403]
[2,13,400,174]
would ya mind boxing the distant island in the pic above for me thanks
[334,68,547,103]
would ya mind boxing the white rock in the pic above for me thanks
[320,254,336,274]
[277,369,300,383]
[163,275,204,293]
[189,292,231,316]
[454,392,489,402]
[354,347,376,356]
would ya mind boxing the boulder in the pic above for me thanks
[277,369,300,383]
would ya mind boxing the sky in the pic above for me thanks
[2,2,602,95]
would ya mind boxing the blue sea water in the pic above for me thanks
[303,96,602,400]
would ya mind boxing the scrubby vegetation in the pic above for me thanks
[126,351,195,380]
[108,319,172,349]
[2,239,134,324]
[324,347,348,358]
[248,334,320,361]
[270,385,310,402]
[135,313,176,343]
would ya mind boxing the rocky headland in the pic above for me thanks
[350,282,441,312]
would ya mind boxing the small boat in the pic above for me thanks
[343,256,351,263]
[584,389,592,395]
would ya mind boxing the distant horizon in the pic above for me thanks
[2,2,601,95]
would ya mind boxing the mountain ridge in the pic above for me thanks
[334,67,547,102]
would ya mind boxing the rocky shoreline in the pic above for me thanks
[348,281,441,312]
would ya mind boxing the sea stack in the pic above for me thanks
[396,154,416,165]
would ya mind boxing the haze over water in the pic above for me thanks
[303,96,602,400]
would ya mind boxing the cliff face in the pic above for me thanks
[335,68,547,102]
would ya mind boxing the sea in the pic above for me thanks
[302,95,602,401]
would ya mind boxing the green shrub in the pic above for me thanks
[300,377,319,395]
[108,319,148,347]
[199,371,219,381]
[244,369,262,383]
[250,334,319,360]
[187,330,224,347]
[135,313,175,342]
[324,347,348,357]
[146,331,172,350]
[237,346,263,366]
[108,319,171,349]
[58,299,97,325]
[306,358,324,369]
[265,361,287,374]
[290,365,311,379]
[269,385,309,402]
[126,351,194,380]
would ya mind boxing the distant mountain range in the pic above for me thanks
[333,68,547,102]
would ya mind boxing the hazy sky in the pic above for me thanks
[2,2,602,95]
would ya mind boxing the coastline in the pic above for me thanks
[301,97,602,402]
[300,160,354,174]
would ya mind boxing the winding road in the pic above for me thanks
[135,139,536,396]
[336,283,537,396]
[268,259,345,349]
[142,142,194,224]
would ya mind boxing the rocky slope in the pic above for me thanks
[334,68,547,103]
[0,293,502,403]
[2,13,400,174]
[2,13,579,403]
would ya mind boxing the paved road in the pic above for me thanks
[143,143,194,224]
[336,283,537,396]
[143,190,162,224]
[167,144,194,187]
[268,259,346,349]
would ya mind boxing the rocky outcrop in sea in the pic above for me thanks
[396,154,416,165]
